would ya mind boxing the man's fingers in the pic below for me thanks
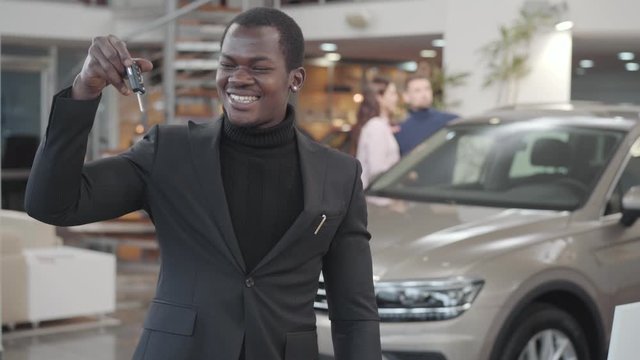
[91,46,129,95]
[80,35,150,96]
[107,34,133,67]
[99,40,127,77]
[133,58,154,73]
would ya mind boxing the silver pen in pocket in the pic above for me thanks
[314,214,327,235]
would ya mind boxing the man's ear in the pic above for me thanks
[289,67,306,93]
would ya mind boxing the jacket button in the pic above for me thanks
[245,277,255,288]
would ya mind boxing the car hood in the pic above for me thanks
[366,200,570,280]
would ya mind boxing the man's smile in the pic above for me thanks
[228,93,260,105]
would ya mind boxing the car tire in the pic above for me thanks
[496,303,591,360]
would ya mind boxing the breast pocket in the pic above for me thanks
[132,299,197,360]
[312,213,343,247]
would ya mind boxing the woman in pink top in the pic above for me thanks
[353,77,400,189]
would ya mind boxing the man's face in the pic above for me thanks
[403,78,433,110]
[216,24,304,128]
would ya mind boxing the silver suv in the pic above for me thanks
[315,104,640,360]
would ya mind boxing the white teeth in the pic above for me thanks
[229,94,259,104]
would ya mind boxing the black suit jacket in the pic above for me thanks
[25,90,382,360]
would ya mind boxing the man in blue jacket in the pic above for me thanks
[395,75,458,156]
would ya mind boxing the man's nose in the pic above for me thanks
[229,67,254,85]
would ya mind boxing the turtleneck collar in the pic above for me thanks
[222,105,296,148]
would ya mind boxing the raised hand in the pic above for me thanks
[72,35,153,100]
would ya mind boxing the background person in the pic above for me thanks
[395,75,458,156]
[25,7,381,360]
[354,77,400,189]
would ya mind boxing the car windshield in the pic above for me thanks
[368,120,625,210]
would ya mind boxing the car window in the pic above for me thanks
[606,138,640,215]
[453,133,493,184]
[509,131,570,178]
[370,122,625,211]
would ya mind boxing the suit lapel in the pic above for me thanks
[188,119,247,273]
[250,130,327,274]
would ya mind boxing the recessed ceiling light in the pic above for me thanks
[626,62,640,71]
[555,21,573,31]
[420,49,437,58]
[579,59,594,68]
[325,52,341,62]
[432,39,445,48]
[618,52,635,61]
[400,61,418,72]
[320,43,337,52]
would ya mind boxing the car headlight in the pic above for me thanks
[375,276,484,321]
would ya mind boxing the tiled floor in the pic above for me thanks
[2,265,159,360]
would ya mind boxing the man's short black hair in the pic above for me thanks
[221,7,305,71]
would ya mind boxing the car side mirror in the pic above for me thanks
[620,186,640,226]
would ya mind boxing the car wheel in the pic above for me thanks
[497,303,590,360]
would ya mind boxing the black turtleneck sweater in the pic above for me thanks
[220,108,303,274]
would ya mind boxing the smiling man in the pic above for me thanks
[25,7,381,360]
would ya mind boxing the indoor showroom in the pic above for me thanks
[2,0,640,359]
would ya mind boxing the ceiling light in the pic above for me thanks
[579,59,594,68]
[555,21,573,31]
[353,93,363,103]
[420,49,437,58]
[618,52,635,61]
[400,61,418,72]
[325,52,341,62]
[320,43,338,52]
[626,62,640,72]
[432,39,445,48]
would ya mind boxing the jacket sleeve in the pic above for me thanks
[322,160,382,360]
[25,88,156,226]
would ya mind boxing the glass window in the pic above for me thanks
[606,138,640,215]
[369,121,625,211]
[509,131,569,178]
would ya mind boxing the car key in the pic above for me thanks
[125,62,146,113]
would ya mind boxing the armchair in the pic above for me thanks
[1,210,116,329]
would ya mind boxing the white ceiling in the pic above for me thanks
[305,34,443,63]
[304,33,640,76]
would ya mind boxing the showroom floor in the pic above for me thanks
[2,264,159,360]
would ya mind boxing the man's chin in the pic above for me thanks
[227,117,257,128]
[225,109,258,127]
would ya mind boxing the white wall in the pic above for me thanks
[283,0,446,40]
[3,0,640,43]
[0,1,113,42]
[568,0,640,36]
[443,0,572,116]
[518,31,572,105]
